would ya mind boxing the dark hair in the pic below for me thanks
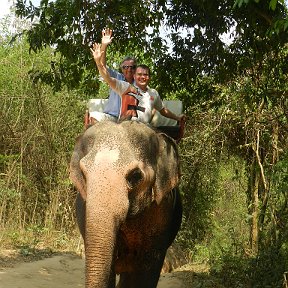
[136,64,150,76]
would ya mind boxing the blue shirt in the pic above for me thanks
[103,68,126,117]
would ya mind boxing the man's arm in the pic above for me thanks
[159,107,186,122]
[90,43,117,90]
[90,42,136,96]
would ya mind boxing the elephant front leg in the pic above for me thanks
[117,268,164,288]
[116,250,166,288]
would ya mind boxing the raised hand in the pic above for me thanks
[90,43,103,64]
[101,28,113,46]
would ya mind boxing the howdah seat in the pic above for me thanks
[84,99,185,143]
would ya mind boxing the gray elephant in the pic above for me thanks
[70,120,182,288]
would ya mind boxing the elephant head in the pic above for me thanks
[70,120,182,288]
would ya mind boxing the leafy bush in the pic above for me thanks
[248,247,288,288]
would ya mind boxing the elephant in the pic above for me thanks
[70,120,182,288]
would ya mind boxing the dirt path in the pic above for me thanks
[0,251,223,288]
[0,254,84,288]
[0,253,184,288]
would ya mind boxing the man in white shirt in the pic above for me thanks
[91,42,185,124]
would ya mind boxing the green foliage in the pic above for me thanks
[14,0,166,93]
[190,156,250,261]
[0,30,85,249]
[176,107,222,249]
[13,0,287,100]
[196,154,288,288]
[157,0,288,99]
[247,247,288,287]
[234,0,285,10]
[1,3,288,288]
[263,152,288,250]
[211,254,251,288]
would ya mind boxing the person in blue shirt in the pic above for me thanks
[95,28,137,121]
[91,43,186,125]
[103,56,136,119]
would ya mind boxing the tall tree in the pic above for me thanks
[14,0,287,102]
[14,0,166,94]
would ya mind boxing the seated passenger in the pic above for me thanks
[90,42,185,125]
[90,28,137,124]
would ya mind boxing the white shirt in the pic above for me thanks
[115,79,164,123]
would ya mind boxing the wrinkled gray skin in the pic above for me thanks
[70,121,182,288]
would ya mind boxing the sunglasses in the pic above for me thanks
[122,65,136,70]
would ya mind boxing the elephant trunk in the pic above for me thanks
[85,209,116,287]
[84,168,129,288]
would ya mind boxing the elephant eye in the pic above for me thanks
[126,168,143,189]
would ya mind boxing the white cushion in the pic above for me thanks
[87,99,182,127]
[150,100,183,127]
[87,99,108,113]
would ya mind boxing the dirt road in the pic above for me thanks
[0,252,190,288]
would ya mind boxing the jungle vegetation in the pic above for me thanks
[1,0,288,286]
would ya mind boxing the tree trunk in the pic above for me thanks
[247,156,260,255]
[251,166,259,254]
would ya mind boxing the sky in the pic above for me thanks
[0,0,41,19]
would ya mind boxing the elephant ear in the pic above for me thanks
[70,130,95,200]
[153,133,181,204]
